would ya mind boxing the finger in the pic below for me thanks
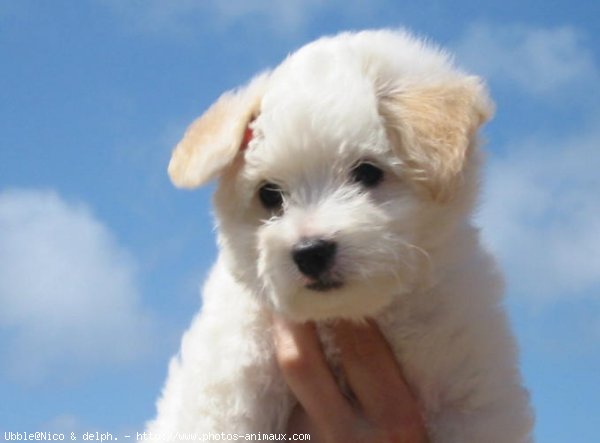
[272,315,356,435]
[333,319,423,428]
[286,405,320,441]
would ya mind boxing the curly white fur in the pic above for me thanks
[148,29,534,442]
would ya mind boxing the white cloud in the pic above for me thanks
[453,23,600,302]
[102,0,328,37]
[478,127,600,301]
[0,189,156,383]
[211,0,326,31]
[454,23,599,98]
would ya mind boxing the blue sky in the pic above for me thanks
[1,1,599,441]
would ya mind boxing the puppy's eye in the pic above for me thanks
[350,162,384,188]
[258,183,284,210]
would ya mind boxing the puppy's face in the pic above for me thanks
[228,95,424,320]
[167,31,493,321]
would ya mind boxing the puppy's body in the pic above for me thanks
[148,30,533,442]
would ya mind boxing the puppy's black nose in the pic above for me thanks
[292,238,337,279]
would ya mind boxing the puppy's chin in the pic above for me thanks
[265,275,403,322]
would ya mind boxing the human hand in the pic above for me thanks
[272,316,429,443]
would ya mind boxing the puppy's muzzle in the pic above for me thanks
[292,238,341,291]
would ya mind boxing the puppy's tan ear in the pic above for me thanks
[168,73,269,189]
[379,76,494,200]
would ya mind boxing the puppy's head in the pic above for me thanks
[169,30,493,321]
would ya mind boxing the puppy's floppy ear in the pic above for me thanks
[168,73,269,189]
[379,76,493,200]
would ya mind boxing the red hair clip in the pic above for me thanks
[240,125,253,151]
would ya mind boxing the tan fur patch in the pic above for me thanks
[168,73,269,189]
[380,79,493,201]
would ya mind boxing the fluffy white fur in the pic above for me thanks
[148,30,534,442]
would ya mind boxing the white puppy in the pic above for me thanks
[148,30,534,442]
